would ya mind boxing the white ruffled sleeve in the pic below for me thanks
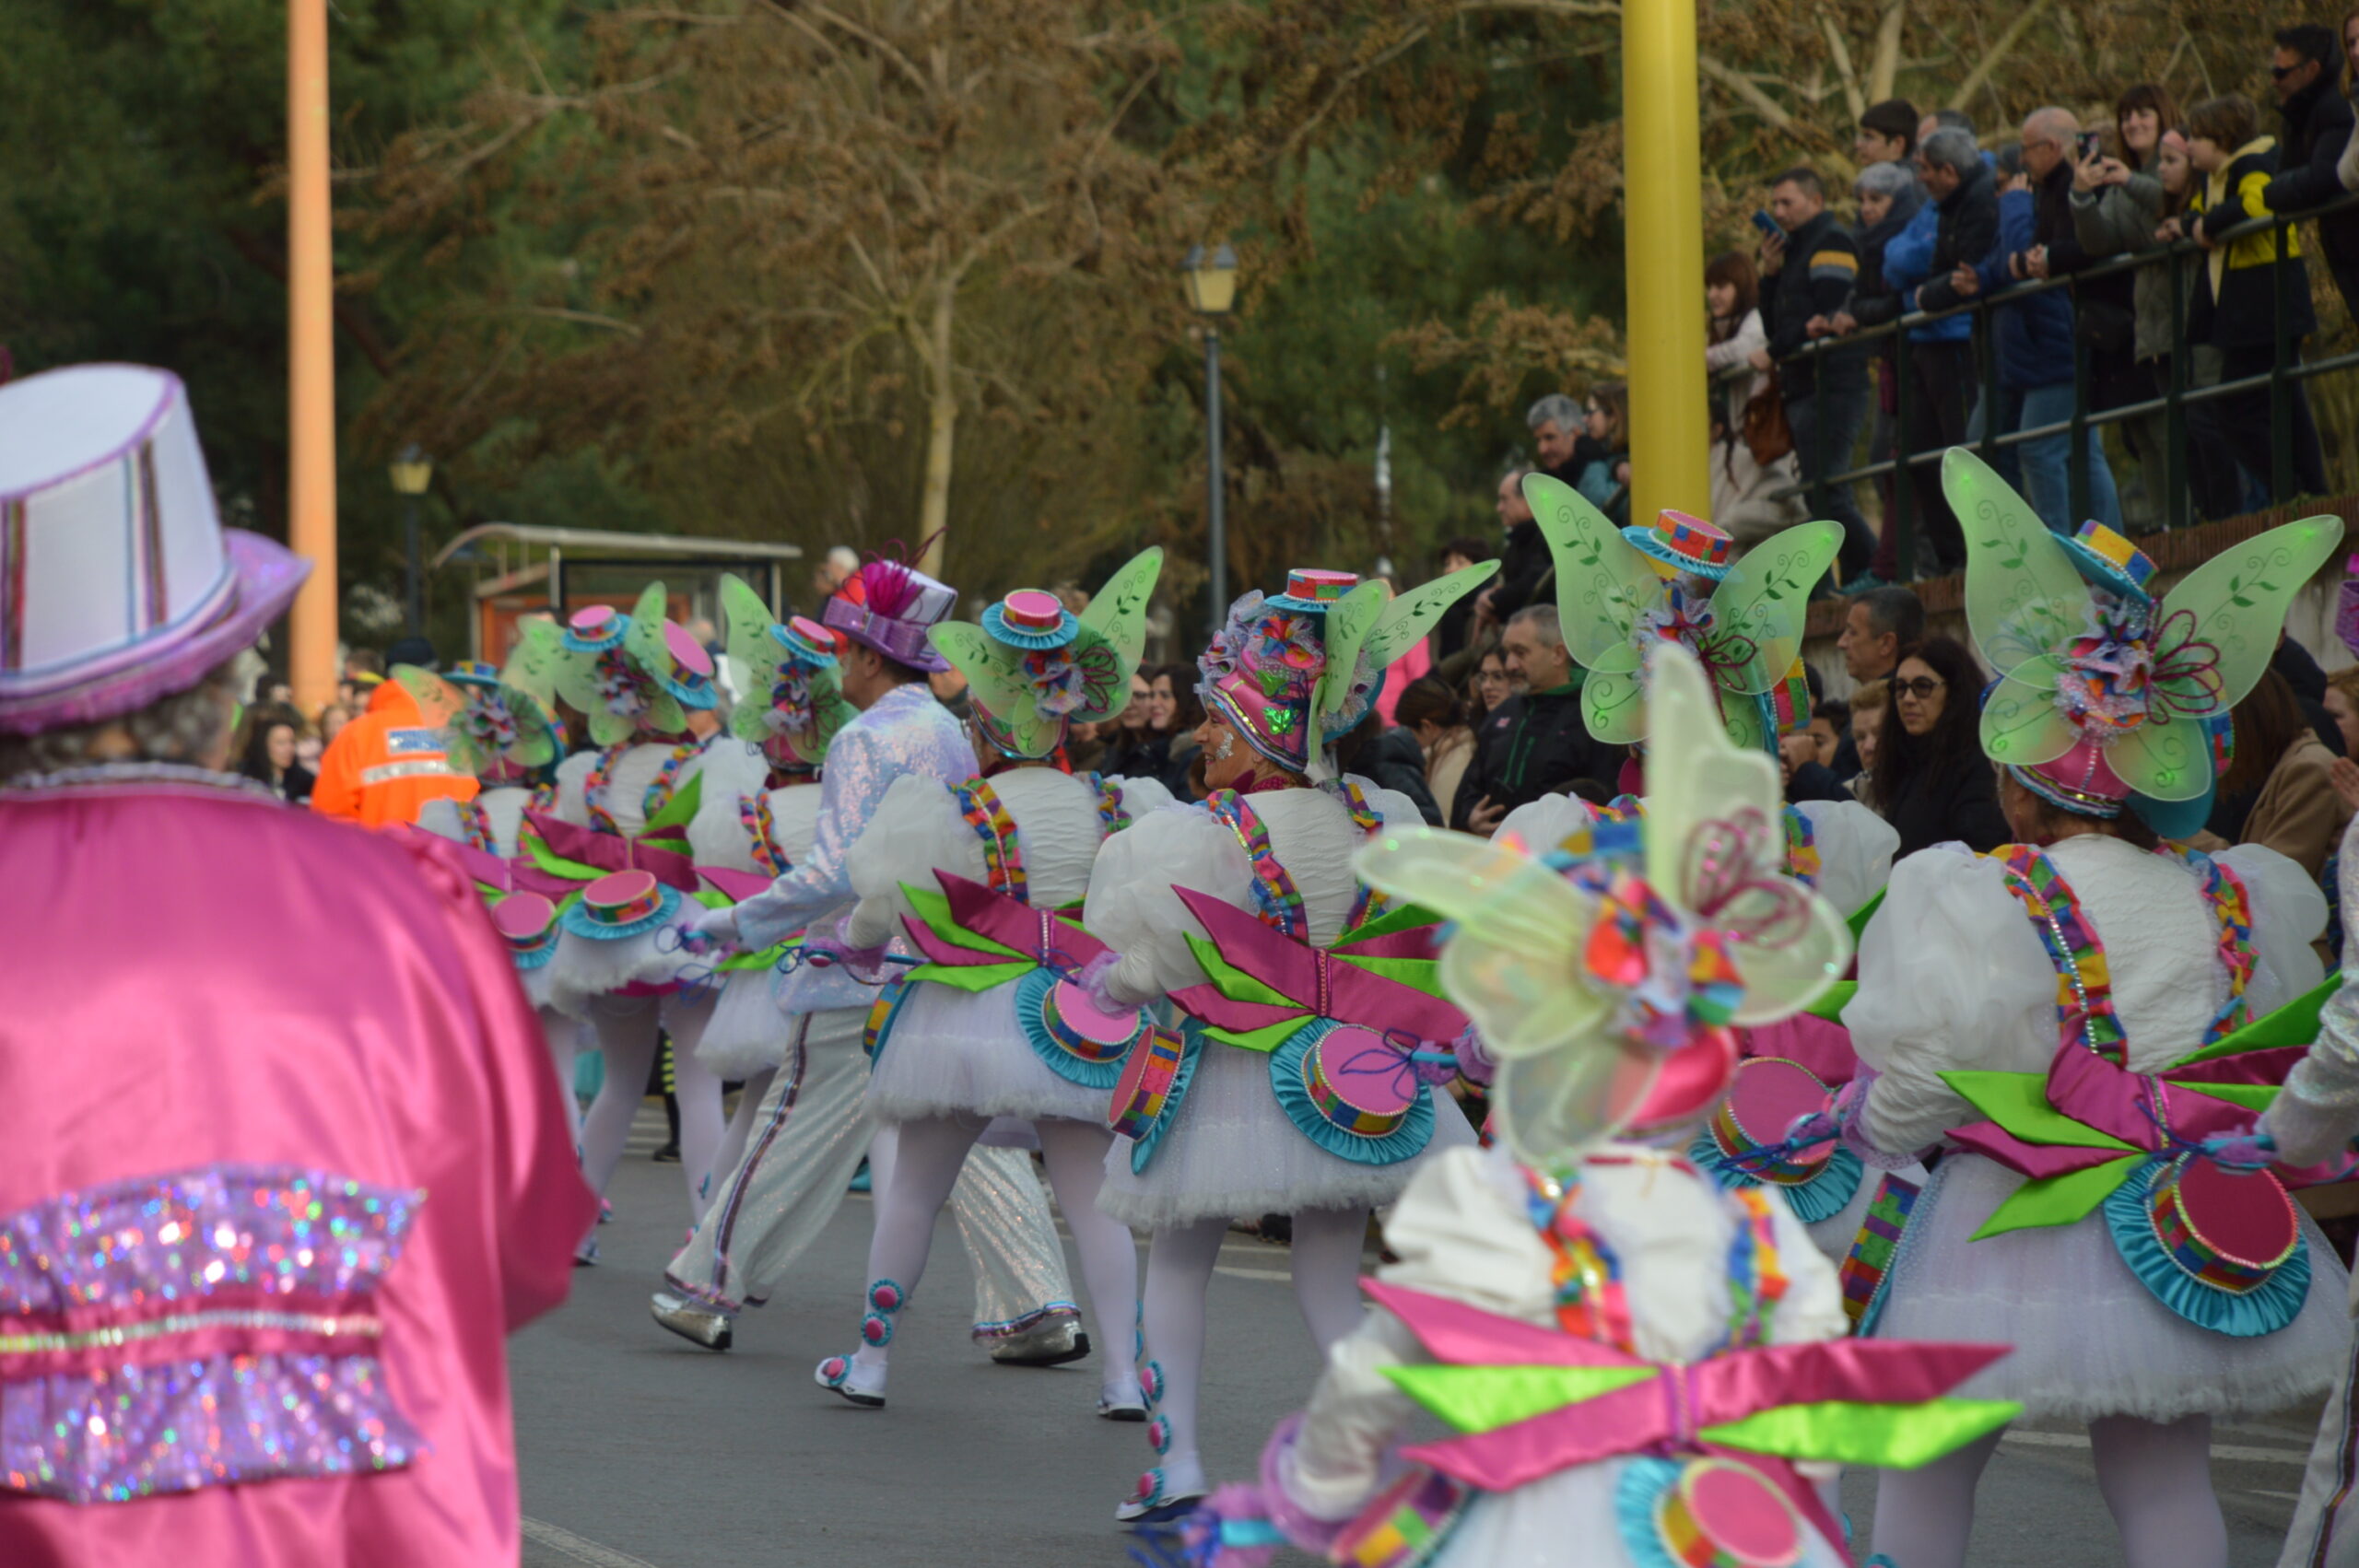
[844,776,980,950]
[2265,823,2359,1164]
[1081,802,1252,1006]
[1496,792,1597,848]
[1846,846,2057,1158]
[685,742,771,870]
[1111,776,1175,820]
[551,750,596,827]
[1358,782,1425,832]
[2214,843,2329,1014]
[1795,799,1900,919]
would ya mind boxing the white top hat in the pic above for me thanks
[0,365,309,734]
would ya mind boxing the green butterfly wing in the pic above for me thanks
[2108,711,2215,802]
[1979,657,2078,767]
[1581,668,1648,746]
[2153,513,2345,717]
[502,686,563,769]
[499,616,569,711]
[1076,546,1164,696]
[622,581,687,738]
[1701,520,1841,696]
[1525,472,1653,673]
[1946,449,2089,683]
[1307,579,1391,764]
[1062,622,1128,726]
[799,677,858,766]
[394,665,487,777]
[932,622,1062,756]
[720,573,787,746]
[1363,559,1498,673]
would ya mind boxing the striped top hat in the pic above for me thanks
[1268,568,1361,614]
[0,365,311,735]
[2059,521,2158,602]
[1622,510,1735,581]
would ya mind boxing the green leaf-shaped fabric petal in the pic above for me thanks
[902,883,1027,959]
[2173,976,2340,1066]
[1203,1015,1315,1054]
[1181,931,1302,1010]
[1526,472,1651,673]
[2167,1081,2278,1112]
[642,770,704,836]
[1701,1398,2022,1469]
[1947,448,2089,679]
[909,960,1035,991]
[1382,1363,1660,1434]
[2154,513,2345,718]
[1970,1154,2146,1237]
[1938,1070,2141,1150]
[1979,669,2079,767]
[1704,520,1842,696]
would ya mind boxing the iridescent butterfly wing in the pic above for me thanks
[931,622,1063,757]
[1645,644,1850,1023]
[623,581,689,739]
[500,685,563,770]
[2111,513,2346,801]
[1362,559,1499,675]
[1527,473,1652,674]
[499,616,569,711]
[1075,547,1166,717]
[393,665,487,778]
[1581,668,1649,746]
[1305,579,1392,773]
[720,573,787,748]
[1946,448,2089,683]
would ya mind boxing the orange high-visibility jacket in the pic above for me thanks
[309,680,478,827]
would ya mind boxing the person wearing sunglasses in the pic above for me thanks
[1861,635,2010,856]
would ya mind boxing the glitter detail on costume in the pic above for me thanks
[0,1163,425,1504]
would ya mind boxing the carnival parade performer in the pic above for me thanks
[1161,644,2017,1567]
[1079,560,1495,1523]
[811,551,1169,1413]
[648,548,1084,1363]
[501,583,768,1253]
[404,661,586,1143]
[0,363,592,1563]
[1833,451,2349,1568]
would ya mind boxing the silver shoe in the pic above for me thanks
[651,1290,734,1351]
[989,1316,1090,1366]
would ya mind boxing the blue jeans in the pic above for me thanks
[2005,382,2121,533]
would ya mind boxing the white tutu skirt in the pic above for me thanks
[1415,1459,1848,1568]
[1097,1036,1478,1230]
[548,926,698,1018]
[865,981,1109,1124]
[514,957,557,1014]
[1874,1153,2351,1423]
[694,968,798,1080]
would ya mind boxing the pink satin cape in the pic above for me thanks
[0,778,594,1566]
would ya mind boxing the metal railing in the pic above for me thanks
[1769,185,2359,578]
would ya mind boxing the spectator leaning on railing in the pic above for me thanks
[1952,136,2127,535]
[1877,124,1990,575]
[1756,166,1877,579]
[2177,91,2330,508]
[1826,159,1925,584]
[2265,24,2359,322]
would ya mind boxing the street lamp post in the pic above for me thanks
[390,445,434,636]
[1182,243,1238,641]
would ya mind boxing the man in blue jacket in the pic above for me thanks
[1949,146,2124,533]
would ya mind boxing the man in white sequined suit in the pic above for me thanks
[650,557,1086,1363]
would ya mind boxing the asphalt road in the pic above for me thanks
[510,1105,2330,1567]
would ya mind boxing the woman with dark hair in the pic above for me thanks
[1100,666,1171,783]
[2210,669,2351,877]
[1467,640,1513,728]
[1152,661,1206,800]
[1866,636,2010,856]
[235,703,314,803]
[2116,83,2179,174]
[1705,251,1806,544]
[1393,675,1476,814]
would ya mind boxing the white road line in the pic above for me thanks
[2001,1430,2309,1465]
[1216,1266,1293,1281]
[522,1516,665,1568]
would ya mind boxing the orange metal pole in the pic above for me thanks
[287,0,339,713]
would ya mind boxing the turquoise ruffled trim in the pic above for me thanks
[2101,1160,2312,1339]
[1014,966,1139,1091]
[980,602,1078,649]
[1614,1457,1686,1568]
[1128,1021,1205,1176]
[1688,1133,1864,1225]
[556,883,684,941]
[1265,1018,1438,1168]
[509,942,557,972]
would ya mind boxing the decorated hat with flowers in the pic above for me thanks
[718,573,855,768]
[929,549,1164,759]
[1530,475,1839,760]
[1947,447,2341,825]
[499,580,715,747]
[393,663,562,785]
[1198,560,1496,783]
[1353,642,1851,1164]
[822,541,957,673]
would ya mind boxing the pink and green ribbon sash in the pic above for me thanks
[1166,886,1463,1054]
[897,869,1107,993]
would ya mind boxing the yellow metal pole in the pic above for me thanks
[288,0,339,713]
[1621,0,1710,527]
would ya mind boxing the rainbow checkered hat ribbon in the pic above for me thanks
[2060,521,2157,600]
[1621,510,1735,581]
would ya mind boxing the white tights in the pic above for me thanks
[1868,1415,2224,1568]
[537,1005,585,1152]
[1135,1206,1370,1500]
[846,1114,1140,1405]
[576,992,727,1226]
